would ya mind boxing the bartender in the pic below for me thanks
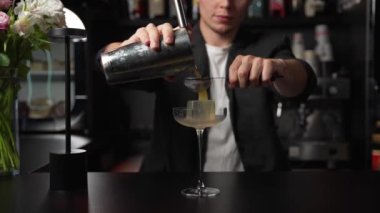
[101,0,316,172]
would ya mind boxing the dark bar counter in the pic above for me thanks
[1,172,380,213]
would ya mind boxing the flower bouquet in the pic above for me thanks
[0,0,66,174]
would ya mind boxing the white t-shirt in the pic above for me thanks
[203,43,245,172]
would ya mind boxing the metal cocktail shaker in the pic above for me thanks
[100,0,194,84]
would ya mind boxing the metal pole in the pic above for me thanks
[174,0,188,28]
[65,35,71,154]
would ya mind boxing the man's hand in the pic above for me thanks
[121,23,175,50]
[228,55,285,88]
[104,23,176,53]
[103,23,179,82]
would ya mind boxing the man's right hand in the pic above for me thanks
[104,23,175,53]
[122,23,176,50]
[102,23,186,82]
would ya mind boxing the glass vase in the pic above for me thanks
[0,68,20,176]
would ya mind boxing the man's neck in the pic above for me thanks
[199,20,237,48]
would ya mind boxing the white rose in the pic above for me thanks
[13,12,37,36]
[14,0,66,34]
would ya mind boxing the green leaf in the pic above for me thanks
[0,53,10,67]
[17,63,30,81]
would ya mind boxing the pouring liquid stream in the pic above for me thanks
[193,67,209,101]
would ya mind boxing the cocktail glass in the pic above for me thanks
[173,100,227,198]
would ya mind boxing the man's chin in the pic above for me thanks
[201,20,237,36]
[213,25,235,35]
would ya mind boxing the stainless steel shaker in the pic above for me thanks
[100,0,194,84]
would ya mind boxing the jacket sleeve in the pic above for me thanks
[270,36,317,103]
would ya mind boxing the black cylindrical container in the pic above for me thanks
[50,149,87,191]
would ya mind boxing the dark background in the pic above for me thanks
[21,0,380,173]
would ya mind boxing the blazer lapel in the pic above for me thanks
[192,25,210,78]
[225,28,248,140]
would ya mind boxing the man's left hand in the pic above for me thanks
[228,55,285,88]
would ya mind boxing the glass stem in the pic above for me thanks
[196,128,205,190]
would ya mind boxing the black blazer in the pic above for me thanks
[127,24,317,172]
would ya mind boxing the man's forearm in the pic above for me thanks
[273,59,308,97]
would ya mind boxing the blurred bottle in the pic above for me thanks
[127,0,137,19]
[291,32,305,60]
[248,0,264,18]
[373,150,380,171]
[192,0,199,20]
[269,0,286,18]
[287,0,304,17]
[304,0,325,18]
[128,0,148,19]
[314,24,334,77]
[148,0,165,18]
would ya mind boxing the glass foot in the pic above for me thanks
[181,187,220,198]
